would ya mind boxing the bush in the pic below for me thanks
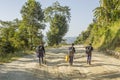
[0,41,14,56]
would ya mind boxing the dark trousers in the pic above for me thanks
[87,54,92,65]
[38,53,44,65]
[38,57,44,65]
[69,56,73,65]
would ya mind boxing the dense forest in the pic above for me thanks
[75,0,120,52]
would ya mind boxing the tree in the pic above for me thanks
[20,0,45,49]
[93,0,120,25]
[44,1,70,46]
[0,20,18,54]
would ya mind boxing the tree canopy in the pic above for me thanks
[20,0,45,49]
[44,1,71,46]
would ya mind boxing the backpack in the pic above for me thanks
[68,47,74,56]
[36,46,44,58]
[86,46,92,53]
[36,46,43,53]
[39,46,43,52]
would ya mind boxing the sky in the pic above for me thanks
[0,0,99,37]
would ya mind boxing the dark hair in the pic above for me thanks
[72,43,74,46]
[89,43,92,45]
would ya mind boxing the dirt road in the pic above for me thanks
[0,45,120,80]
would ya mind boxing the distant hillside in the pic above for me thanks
[63,37,77,44]
[43,36,77,44]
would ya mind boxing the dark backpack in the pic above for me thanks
[36,46,43,53]
[86,46,92,53]
[39,46,43,52]
[69,47,74,56]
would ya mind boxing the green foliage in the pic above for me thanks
[93,0,120,25]
[20,0,45,49]
[44,1,70,46]
[47,14,68,46]
[76,0,120,52]
[75,23,94,44]
[0,41,14,56]
[0,20,18,55]
[44,1,71,22]
[0,0,45,62]
[100,21,120,50]
[76,20,120,51]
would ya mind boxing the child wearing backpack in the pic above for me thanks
[68,43,76,66]
[85,43,93,65]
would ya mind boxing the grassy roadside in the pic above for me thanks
[0,50,33,64]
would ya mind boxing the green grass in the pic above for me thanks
[92,20,120,50]
[0,50,33,64]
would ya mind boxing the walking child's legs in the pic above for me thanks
[87,54,89,64]
[69,56,73,65]
[38,57,44,65]
[38,57,41,65]
[41,57,44,63]
[87,55,91,65]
